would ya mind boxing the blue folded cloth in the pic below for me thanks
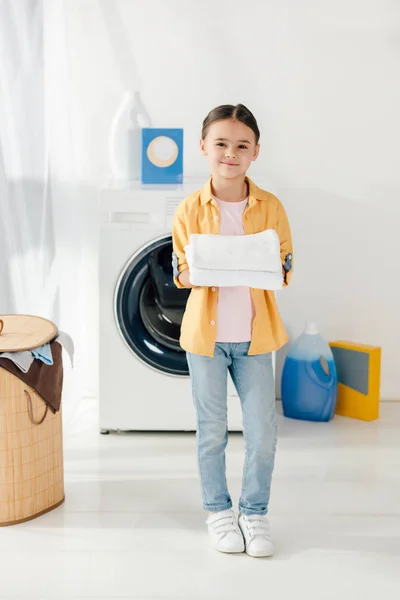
[31,343,53,365]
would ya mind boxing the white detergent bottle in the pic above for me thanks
[109,90,151,182]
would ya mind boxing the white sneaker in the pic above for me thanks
[238,514,275,557]
[206,509,245,554]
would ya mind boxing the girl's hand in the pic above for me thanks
[178,269,198,288]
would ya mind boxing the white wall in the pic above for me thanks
[65,0,399,399]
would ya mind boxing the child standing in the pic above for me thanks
[172,104,293,557]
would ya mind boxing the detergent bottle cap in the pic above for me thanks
[304,321,319,335]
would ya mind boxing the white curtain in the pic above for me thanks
[0,0,95,431]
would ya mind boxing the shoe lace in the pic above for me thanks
[243,515,271,538]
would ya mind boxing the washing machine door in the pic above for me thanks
[115,235,191,376]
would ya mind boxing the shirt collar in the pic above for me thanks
[200,176,268,207]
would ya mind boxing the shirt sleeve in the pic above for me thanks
[172,204,189,289]
[276,200,293,286]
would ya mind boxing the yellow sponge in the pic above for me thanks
[329,341,381,421]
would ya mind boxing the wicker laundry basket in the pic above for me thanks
[0,315,65,526]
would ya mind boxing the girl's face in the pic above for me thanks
[200,118,259,180]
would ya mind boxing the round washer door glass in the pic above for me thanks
[114,235,190,376]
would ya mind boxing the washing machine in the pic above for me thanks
[99,180,246,432]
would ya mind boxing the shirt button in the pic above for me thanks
[214,215,218,220]
[210,320,215,326]
[211,287,216,292]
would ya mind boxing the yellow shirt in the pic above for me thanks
[172,177,293,357]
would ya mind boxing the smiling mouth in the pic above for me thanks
[221,162,239,166]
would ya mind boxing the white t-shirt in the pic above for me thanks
[214,196,255,343]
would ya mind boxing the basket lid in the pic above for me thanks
[0,314,58,353]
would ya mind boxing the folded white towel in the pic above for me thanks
[184,229,283,290]
[188,266,283,290]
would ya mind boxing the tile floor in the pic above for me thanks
[1,401,400,600]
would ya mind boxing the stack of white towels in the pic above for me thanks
[184,229,283,290]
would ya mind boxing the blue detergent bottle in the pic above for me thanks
[281,322,338,422]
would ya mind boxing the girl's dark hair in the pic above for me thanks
[201,104,260,144]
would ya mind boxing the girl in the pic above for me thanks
[172,104,293,557]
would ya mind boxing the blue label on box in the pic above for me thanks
[141,128,183,184]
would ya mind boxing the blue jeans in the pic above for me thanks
[186,342,277,516]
